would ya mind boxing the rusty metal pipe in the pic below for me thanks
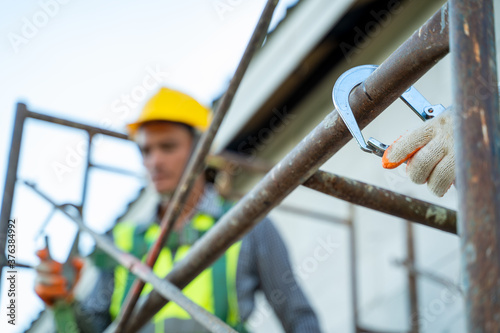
[406,222,419,333]
[303,170,457,234]
[23,181,237,333]
[126,6,451,331]
[113,1,281,330]
[349,4,450,122]
[211,156,456,231]
[450,0,500,330]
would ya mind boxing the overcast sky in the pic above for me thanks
[0,1,298,331]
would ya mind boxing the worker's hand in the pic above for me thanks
[382,108,455,197]
[34,248,84,306]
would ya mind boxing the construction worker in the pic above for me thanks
[34,87,321,332]
[382,108,455,197]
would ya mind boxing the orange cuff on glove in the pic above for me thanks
[382,137,423,169]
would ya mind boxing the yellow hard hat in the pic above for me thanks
[126,87,212,135]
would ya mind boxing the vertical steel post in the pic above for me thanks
[450,0,500,330]
[80,133,94,216]
[406,222,419,333]
[0,103,27,287]
[348,205,360,333]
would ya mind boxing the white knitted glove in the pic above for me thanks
[382,108,455,197]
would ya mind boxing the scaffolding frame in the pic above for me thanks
[122,4,457,332]
[1,0,499,332]
[0,104,133,269]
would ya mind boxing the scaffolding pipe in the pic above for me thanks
[406,222,419,333]
[213,157,457,230]
[25,110,129,140]
[450,0,500,330]
[0,106,131,284]
[348,4,449,121]
[113,1,281,330]
[212,153,457,231]
[0,103,27,290]
[303,170,457,234]
[125,6,451,331]
[0,106,130,262]
[23,181,237,333]
[348,206,360,333]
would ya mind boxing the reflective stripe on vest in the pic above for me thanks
[109,213,242,328]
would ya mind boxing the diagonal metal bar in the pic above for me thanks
[23,180,237,333]
[347,3,449,123]
[125,6,451,331]
[113,1,281,330]
[303,170,457,234]
[450,0,500,330]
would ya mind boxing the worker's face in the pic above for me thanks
[136,122,193,195]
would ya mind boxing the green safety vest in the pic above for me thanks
[109,210,243,332]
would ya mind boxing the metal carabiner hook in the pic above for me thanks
[332,65,377,153]
[332,65,446,157]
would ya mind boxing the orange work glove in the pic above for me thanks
[34,248,84,306]
[382,108,455,197]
